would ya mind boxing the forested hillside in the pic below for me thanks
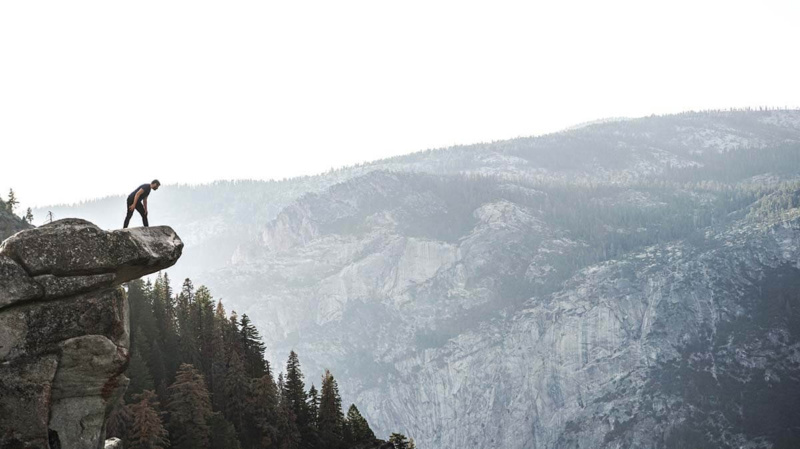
[108,273,411,449]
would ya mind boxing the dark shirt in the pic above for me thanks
[127,184,152,203]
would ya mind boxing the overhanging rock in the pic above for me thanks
[0,218,183,449]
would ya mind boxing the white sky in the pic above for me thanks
[1,0,798,213]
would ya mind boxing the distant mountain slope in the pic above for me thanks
[41,109,800,448]
[215,200,800,447]
[36,110,800,284]
[0,203,32,240]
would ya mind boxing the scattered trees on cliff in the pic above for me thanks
[1,188,33,224]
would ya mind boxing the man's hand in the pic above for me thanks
[128,204,135,212]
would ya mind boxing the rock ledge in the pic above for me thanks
[0,219,182,449]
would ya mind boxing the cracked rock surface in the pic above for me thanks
[0,219,182,449]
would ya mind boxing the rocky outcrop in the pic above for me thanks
[0,219,182,449]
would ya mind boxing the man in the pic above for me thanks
[123,179,160,228]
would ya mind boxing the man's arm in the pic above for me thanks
[143,197,148,214]
[129,189,144,211]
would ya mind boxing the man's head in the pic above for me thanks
[151,179,161,191]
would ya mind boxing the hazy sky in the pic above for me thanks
[2,0,798,212]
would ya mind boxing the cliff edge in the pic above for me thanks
[0,218,183,449]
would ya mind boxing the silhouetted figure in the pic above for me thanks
[123,179,160,228]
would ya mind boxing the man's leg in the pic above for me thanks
[135,202,149,227]
[123,201,134,228]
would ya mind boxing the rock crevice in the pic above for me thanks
[0,219,182,449]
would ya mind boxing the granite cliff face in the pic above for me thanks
[365,208,800,448]
[202,111,800,448]
[208,173,800,448]
[0,219,182,449]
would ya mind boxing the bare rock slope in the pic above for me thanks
[0,219,182,449]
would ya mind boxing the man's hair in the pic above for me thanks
[152,179,161,186]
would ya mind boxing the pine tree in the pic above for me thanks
[240,314,268,378]
[176,278,200,367]
[128,390,169,449]
[389,433,410,449]
[307,384,319,430]
[125,344,155,402]
[277,383,301,449]
[284,351,308,428]
[127,280,157,352]
[152,273,179,384]
[148,339,169,401]
[126,279,168,401]
[343,419,353,449]
[6,189,18,213]
[245,373,280,449]
[302,384,323,449]
[23,207,33,224]
[129,279,168,400]
[284,351,322,449]
[167,364,213,449]
[223,349,248,433]
[318,370,345,449]
[196,286,217,379]
[209,412,242,449]
[211,299,229,413]
[345,404,375,444]
[106,398,133,442]
[226,310,243,356]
